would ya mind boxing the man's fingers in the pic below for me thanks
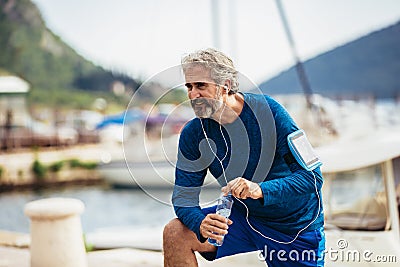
[204,214,229,230]
[228,178,242,191]
[233,186,245,198]
[201,228,225,240]
[221,186,230,195]
[226,179,240,197]
[222,177,247,196]
[201,223,228,237]
[222,177,262,198]
[208,225,228,235]
[201,214,230,238]
[228,178,253,199]
[208,214,229,226]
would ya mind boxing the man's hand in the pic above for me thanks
[221,177,263,199]
[200,214,233,241]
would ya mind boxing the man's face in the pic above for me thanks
[184,65,223,118]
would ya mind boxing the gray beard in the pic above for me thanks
[191,97,223,119]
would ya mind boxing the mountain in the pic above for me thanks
[259,21,400,99]
[0,0,140,107]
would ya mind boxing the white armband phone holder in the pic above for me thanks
[287,129,322,171]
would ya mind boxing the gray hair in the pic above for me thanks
[181,48,239,94]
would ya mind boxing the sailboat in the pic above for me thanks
[317,130,400,266]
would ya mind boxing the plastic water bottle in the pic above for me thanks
[208,194,234,246]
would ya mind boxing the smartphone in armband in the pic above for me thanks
[287,129,322,171]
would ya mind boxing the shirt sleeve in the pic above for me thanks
[172,120,208,241]
[259,97,323,206]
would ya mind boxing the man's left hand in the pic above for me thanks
[221,177,263,199]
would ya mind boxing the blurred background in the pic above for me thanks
[0,0,400,257]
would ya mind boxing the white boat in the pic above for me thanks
[98,133,219,189]
[98,159,218,189]
[317,130,400,266]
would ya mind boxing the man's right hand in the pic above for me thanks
[200,214,233,241]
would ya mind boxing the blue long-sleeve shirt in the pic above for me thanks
[172,93,324,241]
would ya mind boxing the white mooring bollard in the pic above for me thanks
[24,197,88,267]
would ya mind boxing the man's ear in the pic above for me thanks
[223,80,232,93]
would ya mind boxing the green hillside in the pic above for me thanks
[0,0,140,110]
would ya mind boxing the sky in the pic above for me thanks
[31,0,400,84]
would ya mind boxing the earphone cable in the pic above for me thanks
[200,116,321,244]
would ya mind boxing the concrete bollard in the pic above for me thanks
[24,197,88,267]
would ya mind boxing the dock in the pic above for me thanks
[0,246,263,267]
[0,230,264,267]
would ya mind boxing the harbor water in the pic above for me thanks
[0,185,221,234]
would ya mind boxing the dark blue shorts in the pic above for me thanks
[200,206,325,267]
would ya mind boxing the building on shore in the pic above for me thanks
[0,75,30,150]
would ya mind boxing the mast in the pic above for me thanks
[228,0,238,61]
[274,0,339,137]
[274,0,314,109]
[211,0,221,49]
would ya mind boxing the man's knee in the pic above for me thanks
[163,218,216,254]
[163,218,186,243]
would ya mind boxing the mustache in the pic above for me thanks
[190,98,218,106]
[190,98,205,106]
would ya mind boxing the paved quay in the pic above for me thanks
[0,230,264,267]
[0,245,264,267]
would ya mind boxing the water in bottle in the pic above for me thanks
[208,194,233,246]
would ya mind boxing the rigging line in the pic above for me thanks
[274,0,330,135]
[274,0,314,108]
